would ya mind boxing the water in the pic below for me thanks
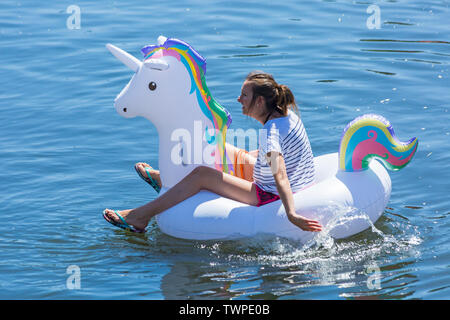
[0,0,449,299]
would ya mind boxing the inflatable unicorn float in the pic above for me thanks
[106,36,418,242]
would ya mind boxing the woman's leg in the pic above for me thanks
[135,146,256,187]
[104,166,259,231]
[135,162,162,188]
[225,143,257,182]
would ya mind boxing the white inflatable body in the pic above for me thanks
[156,152,391,241]
[106,36,417,242]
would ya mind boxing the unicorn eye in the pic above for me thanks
[148,82,157,91]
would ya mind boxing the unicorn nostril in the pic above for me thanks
[123,108,127,112]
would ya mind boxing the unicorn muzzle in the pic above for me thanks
[115,104,134,118]
[113,83,136,118]
[114,97,134,118]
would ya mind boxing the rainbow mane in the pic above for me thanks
[339,114,418,172]
[141,38,234,174]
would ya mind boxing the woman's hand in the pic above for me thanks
[287,212,322,232]
[269,151,323,233]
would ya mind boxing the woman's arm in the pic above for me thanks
[267,152,322,232]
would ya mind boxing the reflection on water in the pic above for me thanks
[153,204,422,299]
[366,69,396,76]
[359,38,450,57]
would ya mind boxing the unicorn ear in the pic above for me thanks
[157,35,167,45]
[144,58,169,71]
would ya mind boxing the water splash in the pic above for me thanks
[302,204,386,252]
[147,205,423,299]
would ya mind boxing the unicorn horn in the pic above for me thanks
[106,43,142,72]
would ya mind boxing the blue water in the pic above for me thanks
[0,0,449,299]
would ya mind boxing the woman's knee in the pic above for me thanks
[189,166,218,187]
[191,165,209,175]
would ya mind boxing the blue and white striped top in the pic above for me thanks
[253,110,316,194]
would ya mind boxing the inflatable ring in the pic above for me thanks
[106,36,418,242]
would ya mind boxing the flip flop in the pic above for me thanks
[102,210,146,233]
[134,163,161,193]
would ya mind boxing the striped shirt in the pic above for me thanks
[253,110,315,194]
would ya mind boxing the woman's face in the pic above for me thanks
[237,81,254,116]
[238,80,266,121]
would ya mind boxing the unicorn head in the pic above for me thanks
[107,36,233,187]
[106,36,193,124]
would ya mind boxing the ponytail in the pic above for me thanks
[276,84,297,115]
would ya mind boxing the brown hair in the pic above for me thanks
[245,71,298,119]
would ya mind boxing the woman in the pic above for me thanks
[103,72,322,233]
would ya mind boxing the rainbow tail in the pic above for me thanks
[339,114,418,172]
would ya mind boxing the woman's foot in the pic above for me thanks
[103,208,149,233]
[135,162,162,192]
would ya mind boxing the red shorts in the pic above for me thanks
[254,184,280,207]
